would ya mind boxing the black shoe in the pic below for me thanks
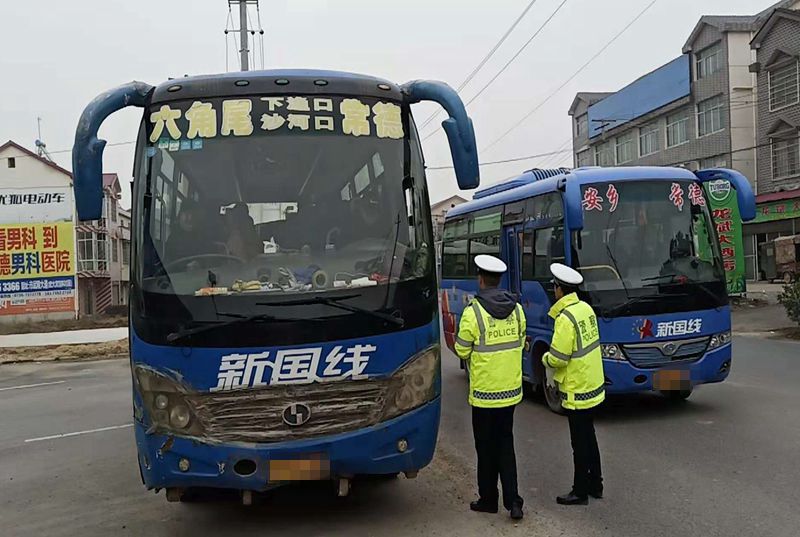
[556,492,588,505]
[588,486,603,499]
[510,504,524,520]
[470,500,498,514]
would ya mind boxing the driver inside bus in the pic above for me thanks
[224,203,262,260]
[165,200,206,262]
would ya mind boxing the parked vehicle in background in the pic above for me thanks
[441,166,756,413]
[774,235,800,283]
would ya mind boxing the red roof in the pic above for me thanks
[756,188,800,204]
[0,140,72,178]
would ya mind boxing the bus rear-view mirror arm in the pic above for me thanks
[694,168,756,222]
[402,80,480,190]
[73,81,153,221]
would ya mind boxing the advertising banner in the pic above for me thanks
[0,186,76,316]
[704,180,746,295]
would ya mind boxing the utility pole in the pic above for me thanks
[239,1,249,71]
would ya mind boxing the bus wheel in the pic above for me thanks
[543,381,566,415]
[662,389,692,401]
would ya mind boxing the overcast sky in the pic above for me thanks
[0,0,777,209]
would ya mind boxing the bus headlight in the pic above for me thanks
[382,346,440,421]
[602,344,624,360]
[134,366,204,436]
[708,331,731,350]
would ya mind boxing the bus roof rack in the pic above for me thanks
[472,167,570,200]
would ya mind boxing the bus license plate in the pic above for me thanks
[268,454,330,482]
[653,369,690,391]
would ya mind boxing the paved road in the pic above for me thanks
[1,335,798,536]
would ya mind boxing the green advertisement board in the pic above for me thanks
[751,198,800,223]
[704,180,746,295]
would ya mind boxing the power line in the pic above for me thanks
[417,0,542,132]
[2,141,136,163]
[427,147,573,170]
[422,0,569,141]
[481,0,660,154]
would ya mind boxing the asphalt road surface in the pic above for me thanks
[1,335,799,537]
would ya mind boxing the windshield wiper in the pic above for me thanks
[166,312,278,343]
[258,295,405,327]
[603,292,689,318]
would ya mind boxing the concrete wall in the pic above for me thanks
[727,31,758,185]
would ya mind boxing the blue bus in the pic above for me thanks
[440,166,755,413]
[71,71,479,502]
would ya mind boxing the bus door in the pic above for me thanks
[503,226,521,295]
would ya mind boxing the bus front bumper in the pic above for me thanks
[135,397,440,491]
[602,344,732,394]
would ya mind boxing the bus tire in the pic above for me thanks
[662,389,692,401]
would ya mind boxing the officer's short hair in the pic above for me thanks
[557,282,579,295]
[479,269,501,287]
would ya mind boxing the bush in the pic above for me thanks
[778,281,800,325]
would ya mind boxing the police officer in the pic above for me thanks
[454,254,525,521]
[542,263,605,505]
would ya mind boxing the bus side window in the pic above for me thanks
[442,239,468,278]
[521,230,534,279]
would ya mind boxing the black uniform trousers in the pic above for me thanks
[566,407,603,496]
[472,405,523,510]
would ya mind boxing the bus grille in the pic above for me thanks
[621,337,710,368]
[187,380,388,444]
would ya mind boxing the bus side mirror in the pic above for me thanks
[72,81,153,221]
[402,80,479,190]
[694,168,756,222]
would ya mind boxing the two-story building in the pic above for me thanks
[746,7,800,280]
[76,173,131,315]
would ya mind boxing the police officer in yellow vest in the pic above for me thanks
[542,263,605,506]
[454,254,525,521]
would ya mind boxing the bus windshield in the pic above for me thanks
[573,180,726,316]
[133,96,434,344]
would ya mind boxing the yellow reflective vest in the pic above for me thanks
[542,293,605,410]
[454,299,526,408]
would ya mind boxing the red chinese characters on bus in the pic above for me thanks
[669,183,684,211]
[688,183,706,206]
[606,184,619,212]
[582,187,604,211]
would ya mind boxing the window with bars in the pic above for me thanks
[639,123,660,157]
[695,43,721,79]
[769,61,799,111]
[615,132,635,164]
[666,112,689,147]
[697,96,725,137]
[700,155,727,169]
[594,141,615,167]
[771,133,800,180]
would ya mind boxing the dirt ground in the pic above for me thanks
[0,315,127,336]
[0,339,128,365]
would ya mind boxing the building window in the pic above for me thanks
[110,199,117,222]
[639,123,660,157]
[7,157,15,168]
[666,112,689,147]
[615,132,635,164]
[112,238,119,263]
[77,231,94,271]
[575,115,588,138]
[577,149,593,167]
[700,155,727,169]
[594,140,615,167]
[695,42,721,79]
[771,133,800,180]
[697,95,725,137]
[121,240,130,266]
[769,60,799,111]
